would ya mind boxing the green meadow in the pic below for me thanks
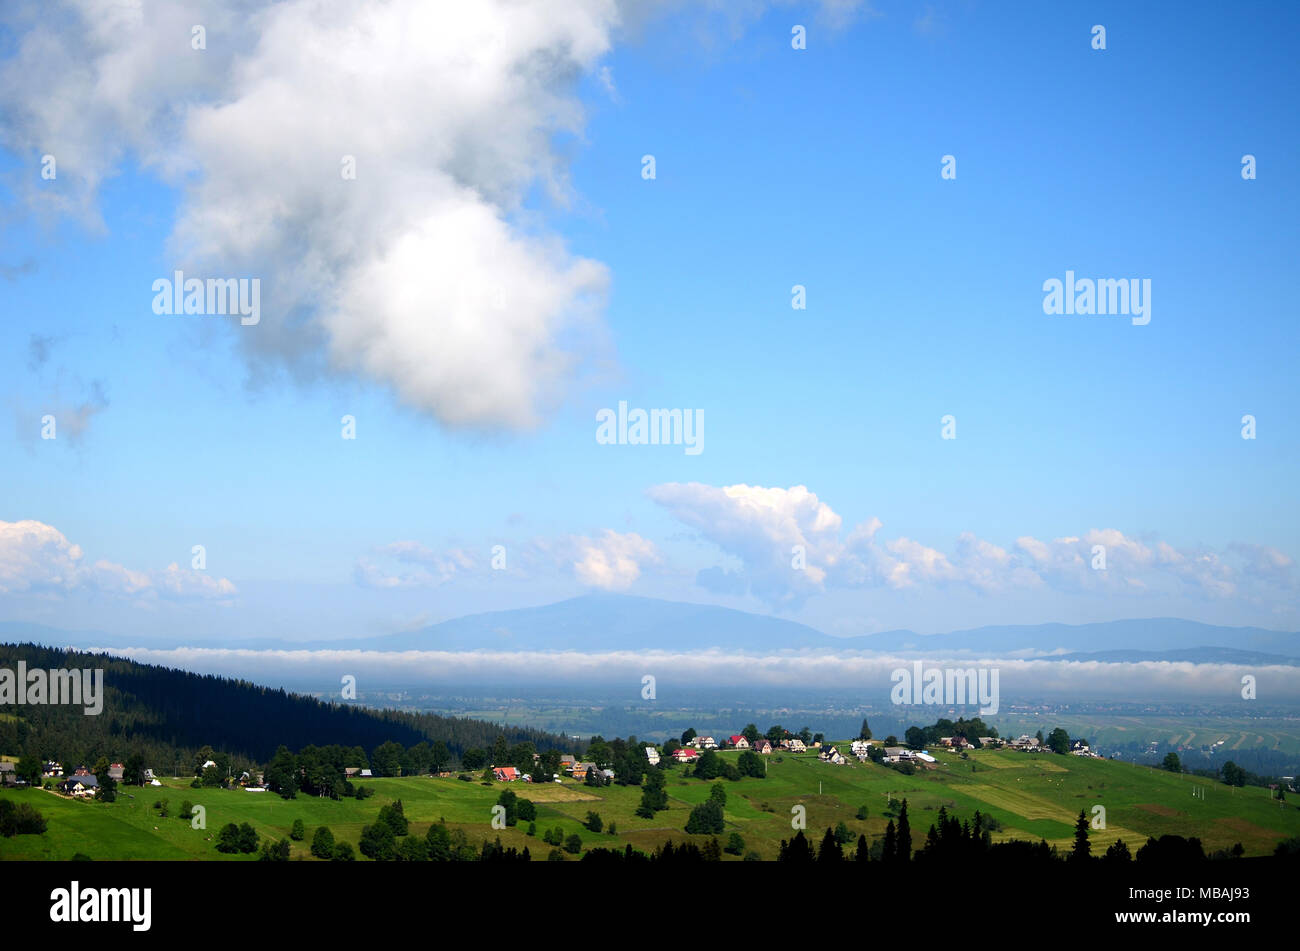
[3,747,1298,861]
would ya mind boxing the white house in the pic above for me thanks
[820,745,846,765]
[645,747,660,766]
[60,775,98,798]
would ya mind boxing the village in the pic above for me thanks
[4,729,1104,800]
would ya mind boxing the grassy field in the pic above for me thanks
[3,747,1298,861]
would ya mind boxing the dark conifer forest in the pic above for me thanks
[0,643,568,773]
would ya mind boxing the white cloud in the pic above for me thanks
[0,519,235,600]
[649,482,1297,608]
[571,530,659,590]
[354,531,658,591]
[354,542,477,590]
[0,0,618,430]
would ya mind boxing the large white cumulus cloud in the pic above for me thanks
[0,0,618,428]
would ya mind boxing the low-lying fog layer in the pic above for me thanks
[90,646,1298,704]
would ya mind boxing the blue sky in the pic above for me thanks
[1,0,1296,642]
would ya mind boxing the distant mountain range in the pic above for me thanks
[4,594,1298,662]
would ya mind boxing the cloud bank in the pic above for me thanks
[0,519,235,601]
[649,482,1297,609]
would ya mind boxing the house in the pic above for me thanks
[850,740,873,761]
[0,762,15,786]
[43,761,63,778]
[600,768,616,782]
[978,737,999,748]
[493,766,520,782]
[60,775,99,797]
[692,736,718,750]
[344,767,361,778]
[752,739,773,754]
[819,745,846,765]
[142,769,155,781]
[560,755,577,768]
[645,747,660,766]
[201,759,217,770]
[358,769,374,778]
[1070,740,1100,758]
[108,763,125,782]
[729,735,750,749]
[882,747,913,763]
[783,738,807,753]
[672,748,699,763]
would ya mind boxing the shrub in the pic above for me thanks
[359,822,397,861]
[259,838,291,861]
[311,826,335,859]
[0,800,47,837]
[377,800,408,836]
[685,800,724,835]
[397,837,429,861]
[215,823,241,853]
[238,822,259,853]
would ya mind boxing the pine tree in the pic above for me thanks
[818,827,843,862]
[1070,808,1091,863]
[896,799,912,863]
[855,833,869,862]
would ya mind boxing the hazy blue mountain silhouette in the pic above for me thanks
[4,596,1297,657]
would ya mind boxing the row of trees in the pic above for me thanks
[681,724,829,747]
[901,717,1001,750]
